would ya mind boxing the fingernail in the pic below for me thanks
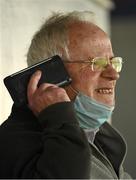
[36,70,41,75]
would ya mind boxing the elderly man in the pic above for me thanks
[0,11,131,179]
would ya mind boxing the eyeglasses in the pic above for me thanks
[64,57,123,73]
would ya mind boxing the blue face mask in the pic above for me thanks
[74,92,114,130]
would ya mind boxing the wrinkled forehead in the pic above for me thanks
[68,21,109,40]
[67,22,113,59]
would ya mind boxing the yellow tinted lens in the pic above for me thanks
[93,58,108,71]
[111,57,122,72]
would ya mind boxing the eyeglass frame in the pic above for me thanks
[63,56,123,73]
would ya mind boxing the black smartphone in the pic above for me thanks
[4,55,72,106]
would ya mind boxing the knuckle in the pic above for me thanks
[55,88,67,98]
[57,87,66,94]
[39,83,47,90]
[39,83,57,91]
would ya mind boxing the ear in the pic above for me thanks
[64,85,77,101]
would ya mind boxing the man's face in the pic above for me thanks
[65,22,120,106]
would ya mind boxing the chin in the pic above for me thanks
[94,97,115,106]
[101,99,115,106]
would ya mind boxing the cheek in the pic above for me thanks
[81,68,96,81]
[66,65,99,93]
[76,68,98,91]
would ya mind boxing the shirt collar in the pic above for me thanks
[84,128,99,143]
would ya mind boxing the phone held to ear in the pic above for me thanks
[4,55,72,107]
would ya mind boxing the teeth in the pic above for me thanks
[97,89,112,94]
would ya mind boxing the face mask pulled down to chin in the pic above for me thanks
[73,92,114,130]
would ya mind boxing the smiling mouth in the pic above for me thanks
[95,88,113,94]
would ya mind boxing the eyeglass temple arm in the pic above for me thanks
[63,60,91,63]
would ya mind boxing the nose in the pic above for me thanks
[101,64,120,80]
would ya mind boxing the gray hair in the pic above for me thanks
[27,11,97,66]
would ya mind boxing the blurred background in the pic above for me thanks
[0,0,136,178]
[111,0,136,178]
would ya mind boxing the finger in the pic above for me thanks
[38,83,58,92]
[27,70,42,99]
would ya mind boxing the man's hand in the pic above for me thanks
[27,71,70,116]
